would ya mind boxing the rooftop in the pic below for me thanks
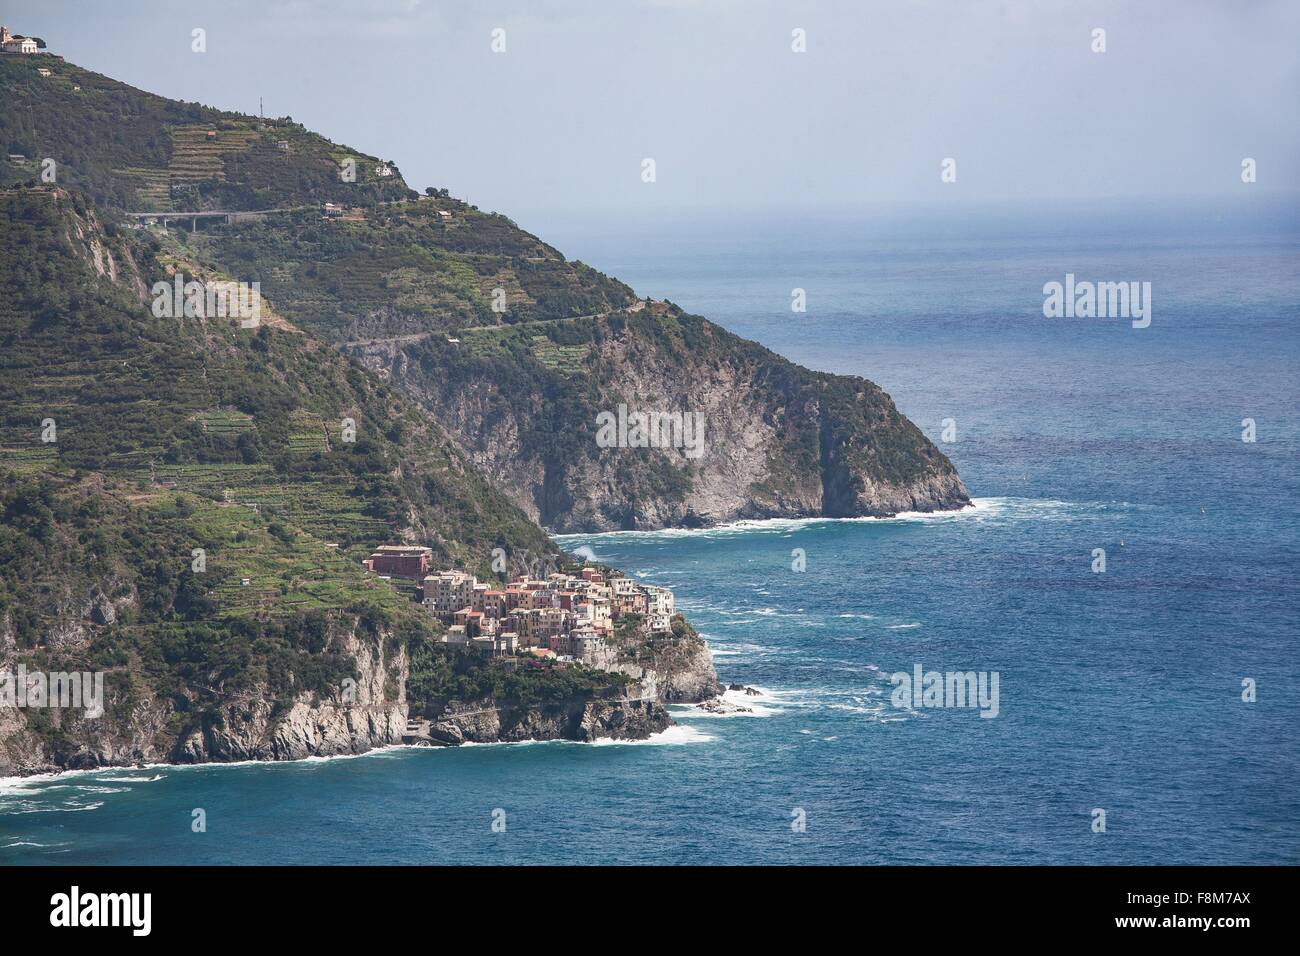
[372,545,433,555]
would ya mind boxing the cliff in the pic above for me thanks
[1,605,676,776]
[426,695,671,745]
[606,617,721,703]
[403,640,694,748]
[0,189,700,777]
[354,302,969,531]
[0,50,965,775]
[0,607,409,776]
[1,53,971,533]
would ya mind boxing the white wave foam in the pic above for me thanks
[672,686,782,718]
[456,723,716,748]
[0,745,424,792]
[2,801,105,814]
[700,685,790,718]
[708,641,773,657]
[553,501,988,544]
[590,724,715,746]
[0,715,715,795]
[554,497,1118,547]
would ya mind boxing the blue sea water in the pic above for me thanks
[4,200,1298,864]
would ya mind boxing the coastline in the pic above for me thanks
[0,717,720,788]
[554,498,985,542]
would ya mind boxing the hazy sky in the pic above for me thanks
[6,0,1298,231]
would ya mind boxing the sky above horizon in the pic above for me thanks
[5,0,1298,235]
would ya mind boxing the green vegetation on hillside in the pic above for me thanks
[0,471,435,759]
[196,200,633,338]
[0,56,409,212]
[4,51,965,537]
[406,642,632,718]
[0,184,572,763]
[0,186,554,570]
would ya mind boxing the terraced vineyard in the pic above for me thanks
[113,165,172,210]
[168,124,261,185]
[177,498,406,618]
[287,410,331,453]
[530,335,591,374]
[112,125,267,211]
[1,55,412,213]
[0,444,57,475]
[197,410,256,436]
[1,187,558,594]
[203,201,634,340]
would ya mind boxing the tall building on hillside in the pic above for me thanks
[423,570,477,614]
[363,544,433,580]
[644,585,675,632]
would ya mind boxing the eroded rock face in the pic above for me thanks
[350,309,970,533]
[613,637,722,704]
[173,624,409,764]
[0,616,689,775]
[426,692,671,746]
[0,617,410,777]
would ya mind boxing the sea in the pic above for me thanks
[3,198,1297,864]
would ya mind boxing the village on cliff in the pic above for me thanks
[360,545,677,667]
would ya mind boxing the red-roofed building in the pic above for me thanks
[363,545,432,580]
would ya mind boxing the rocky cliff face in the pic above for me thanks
[1,648,691,776]
[171,626,409,764]
[2,590,703,776]
[611,635,721,704]
[426,693,671,745]
[353,304,970,533]
[0,615,410,777]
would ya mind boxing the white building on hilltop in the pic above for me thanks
[1,27,39,54]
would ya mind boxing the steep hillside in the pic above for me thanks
[0,186,688,775]
[0,54,411,212]
[1,53,970,532]
[353,301,968,531]
[0,187,554,570]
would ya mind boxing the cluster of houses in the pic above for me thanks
[362,545,676,666]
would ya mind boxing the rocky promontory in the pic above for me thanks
[425,693,671,746]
